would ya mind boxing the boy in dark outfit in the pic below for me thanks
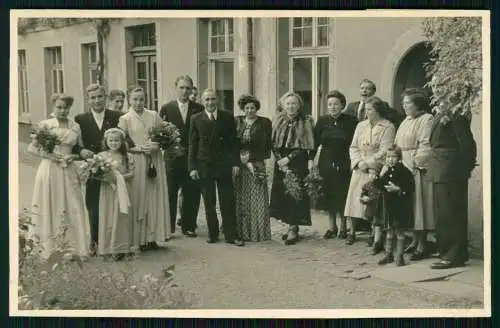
[371,145,415,267]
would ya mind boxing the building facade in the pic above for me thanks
[16,17,484,252]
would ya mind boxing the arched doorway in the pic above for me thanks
[392,42,433,111]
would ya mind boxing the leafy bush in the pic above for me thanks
[422,17,482,115]
[18,210,197,310]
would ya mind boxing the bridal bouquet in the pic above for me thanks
[30,126,61,154]
[79,155,118,184]
[148,121,184,156]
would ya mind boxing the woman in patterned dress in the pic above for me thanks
[344,96,396,246]
[312,90,357,240]
[28,93,91,259]
[118,85,171,252]
[270,92,315,245]
[234,94,272,242]
[395,88,434,261]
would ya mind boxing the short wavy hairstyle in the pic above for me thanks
[86,83,106,96]
[109,89,125,101]
[279,91,304,109]
[401,88,431,114]
[50,93,74,108]
[326,90,347,108]
[237,94,261,111]
[365,96,389,119]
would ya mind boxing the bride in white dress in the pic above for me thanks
[27,93,91,259]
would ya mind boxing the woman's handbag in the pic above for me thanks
[146,155,157,179]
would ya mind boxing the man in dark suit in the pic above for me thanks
[344,78,405,130]
[159,76,203,236]
[425,107,477,269]
[188,88,244,246]
[74,84,122,253]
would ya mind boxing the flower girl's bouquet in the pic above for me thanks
[79,154,118,184]
[30,125,61,154]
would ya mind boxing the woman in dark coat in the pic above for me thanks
[312,90,357,239]
[234,94,273,242]
[270,91,315,245]
[426,104,477,269]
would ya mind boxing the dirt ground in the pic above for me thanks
[17,146,483,309]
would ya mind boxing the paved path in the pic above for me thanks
[16,144,485,309]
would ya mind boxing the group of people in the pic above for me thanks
[27,76,477,270]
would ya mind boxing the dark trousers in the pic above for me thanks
[167,168,201,233]
[199,170,238,241]
[85,179,101,246]
[434,181,470,264]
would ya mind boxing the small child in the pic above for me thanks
[97,128,135,261]
[372,144,415,267]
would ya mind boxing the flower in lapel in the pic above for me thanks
[439,112,452,126]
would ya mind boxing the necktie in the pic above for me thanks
[208,112,214,121]
[180,103,187,123]
[358,102,366,121]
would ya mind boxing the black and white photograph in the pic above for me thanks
[10,10,490,317]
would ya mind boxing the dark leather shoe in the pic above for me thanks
[183,230,197,238]
[281,234,288,241]
[410,251,427,261]
[430,260,464,269]
[378,254,394,265]
[323,229,335,239]
[206,238,219,244]
[226,239,245,247]
[148,242,160,250]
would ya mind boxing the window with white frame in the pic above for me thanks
[44,46,64,116]
[291,17,329,49]
[18,50,29,115]
[209,18,234,53]
[127,23,158,111]
[207,18,235,111]
[46,47,64,94]
[288,17,331,119]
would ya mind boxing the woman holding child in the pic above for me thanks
[344,96,396,248]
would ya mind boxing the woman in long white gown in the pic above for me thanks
[28,94,91,259]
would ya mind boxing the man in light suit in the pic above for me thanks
[159,76,203,236]
[188,88,244,246]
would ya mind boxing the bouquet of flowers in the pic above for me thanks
[283,169,303,201]
[30,126,61,154]
[148,121,184,156]
[79,155,118,184]
[304,167,323,204]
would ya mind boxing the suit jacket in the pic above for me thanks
[74,109,122,154]
[344,100,405,129]
[159,100,203,172]
[425,111,477,182]
[188,109,239,178]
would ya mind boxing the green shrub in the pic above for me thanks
[18,210,197,310]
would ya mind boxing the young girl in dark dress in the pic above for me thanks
[369,145,415,267]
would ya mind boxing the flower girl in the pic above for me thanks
[89,128,134,260]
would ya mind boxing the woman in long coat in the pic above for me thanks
[313,90,357,239]
[395,88,434,261]
[270,91,315,245]
[426,103,477,269]
[344,96,396,246]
